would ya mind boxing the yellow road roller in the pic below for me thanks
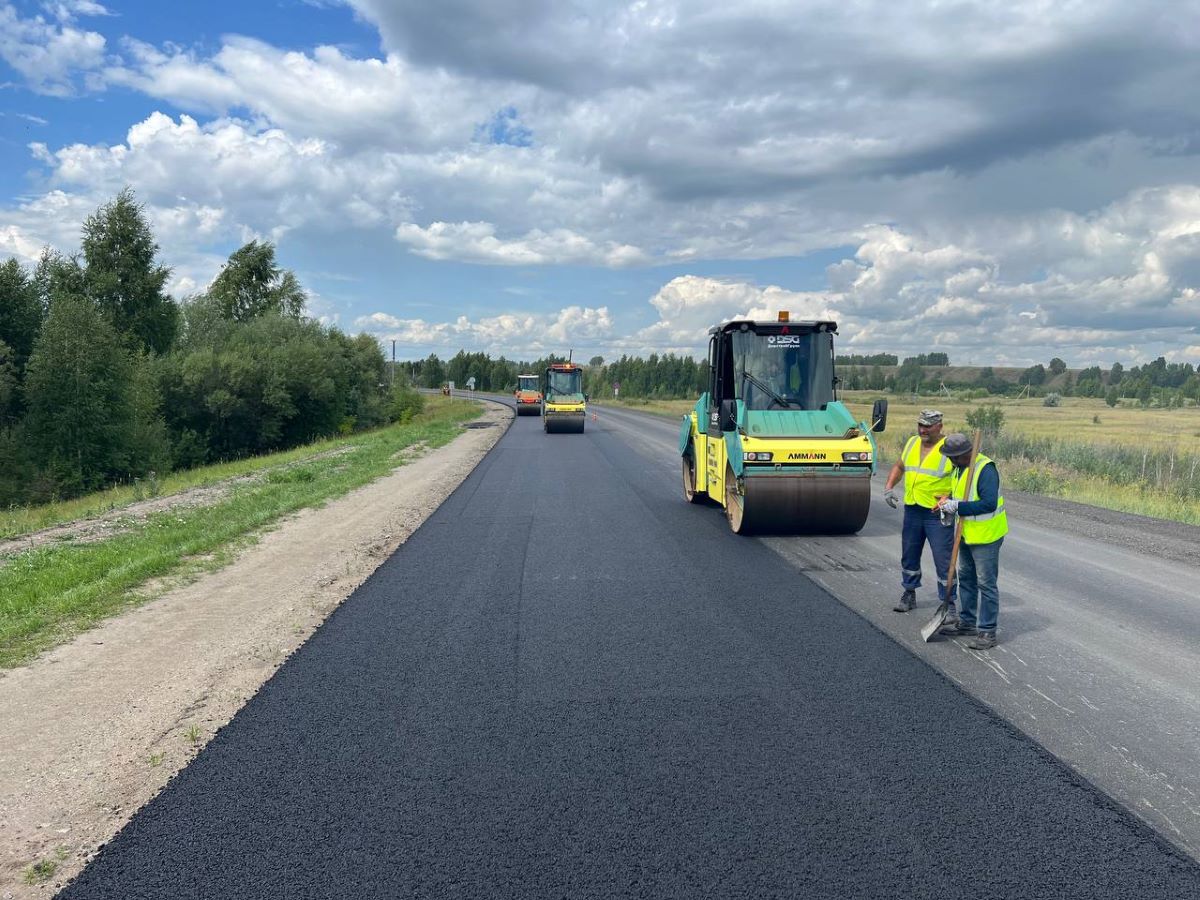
[679,313,887,534]
[543,362,587,434]
[514,373,542,416]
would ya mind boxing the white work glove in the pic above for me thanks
[883,487,900,509]
[938,498,959,514]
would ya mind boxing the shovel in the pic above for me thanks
[920,430,982,642]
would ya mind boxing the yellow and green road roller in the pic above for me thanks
[679,312,887,534]
[514,373,542,416]
[543,362,587,434]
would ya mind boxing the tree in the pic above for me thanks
[1075,366,1103,398]
[208,240,307,322]
[588,355,604,367]
[0,258,43,372]
[1108,361,1124,385]
[419,354,445,388]
[965,403,1005,438]
[1105,386,1119,407]
[1019,364,1046,386]
[1048,357,1067,376]
[23,295,138,497]
[82,188,178,353]
[33,250,87,312]
[0,338,17,423]
[894,358,924,393]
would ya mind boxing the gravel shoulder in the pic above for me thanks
[1004,488,1200,567]
[0,402,511,898]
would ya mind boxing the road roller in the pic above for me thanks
[543,362,587,434]
[514,373,542,416]
[679,312,887,534]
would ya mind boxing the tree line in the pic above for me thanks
[841,354,1199,407]
[405,351,708,400]
[0,190,420,506]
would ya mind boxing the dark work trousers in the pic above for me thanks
[901,504,957,606]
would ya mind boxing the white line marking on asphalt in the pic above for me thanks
[1027,685,1075,715]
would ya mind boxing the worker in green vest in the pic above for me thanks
[936,432,1009,650]
[882,409,956,614]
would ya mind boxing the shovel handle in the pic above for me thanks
[943,429,984,599]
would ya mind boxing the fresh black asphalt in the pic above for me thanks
[60,402,1200,898]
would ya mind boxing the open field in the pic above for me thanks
[599,394,1200,525]
[0,397,482,668]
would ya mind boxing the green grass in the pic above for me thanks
[0,424,414,542]
[22,847,68,885]
[0,398,482,668]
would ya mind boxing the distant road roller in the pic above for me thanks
[679,312,887,534]
[543,362,587,433]
[514,373,542,416]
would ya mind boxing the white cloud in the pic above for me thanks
[104,36,519,152]
[42,1,111,23]
[394,221,647,266]
[0,2,106,95]
[3,3,1200,366]
[355,305,614,357]
[0,224,46,265]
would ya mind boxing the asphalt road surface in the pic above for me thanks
[61,399,1200,898]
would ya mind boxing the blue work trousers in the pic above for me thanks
[957,537,1004,633]
[901,504,957,606]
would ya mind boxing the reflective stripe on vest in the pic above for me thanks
[951,454,1008,544]
[902,436,953,508]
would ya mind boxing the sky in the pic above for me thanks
[2,0,1200,367]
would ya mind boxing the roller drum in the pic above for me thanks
[544,415,585,434]
[729,473,870,534]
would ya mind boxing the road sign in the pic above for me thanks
[466,376,476,390]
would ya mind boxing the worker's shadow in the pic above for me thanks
[979,591,1049,642]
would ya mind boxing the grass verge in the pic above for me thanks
[0,398,482,668]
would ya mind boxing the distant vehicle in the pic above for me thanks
[543,362,587,434]
[679,311,886,534]
[514,373,542,416]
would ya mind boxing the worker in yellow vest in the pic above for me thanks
[936,432,1008,650]
[882,410,956,614]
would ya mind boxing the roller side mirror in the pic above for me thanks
[872,398,888,433]
[719,399,738,432]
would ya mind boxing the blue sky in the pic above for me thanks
[3,0,1200,366]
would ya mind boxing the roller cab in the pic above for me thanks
[543,362,587,434]
[514,373,543,416]
[678,314,887,534]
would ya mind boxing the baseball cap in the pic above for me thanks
[917,409,943,426]
[942,432,972,456]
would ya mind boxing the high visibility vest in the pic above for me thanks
[952,454,1008,544]
[902,436,953,508]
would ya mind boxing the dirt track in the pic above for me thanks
[0,402,510,897]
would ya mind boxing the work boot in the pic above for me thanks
[892,589,916,613]
[967,631,997,651]
[940,619,977,637]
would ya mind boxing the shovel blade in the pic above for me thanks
[921,602,950,642]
